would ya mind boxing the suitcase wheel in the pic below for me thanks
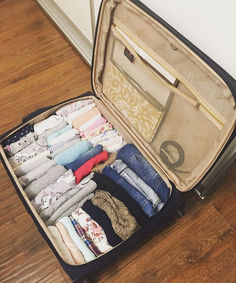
[74,276,94,283]
[176,209,185,218]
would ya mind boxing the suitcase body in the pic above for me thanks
[0,0,235,282]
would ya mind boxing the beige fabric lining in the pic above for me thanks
[92,0,236,191]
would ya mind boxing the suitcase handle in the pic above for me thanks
[22,106,53,123]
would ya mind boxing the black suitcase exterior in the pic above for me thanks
[0,0,235,282]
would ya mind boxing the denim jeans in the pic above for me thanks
[111,160,164,211]
[102,166,156,218]
[65,144,103,171]
[117,144,170,202]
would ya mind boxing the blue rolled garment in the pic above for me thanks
[102,166,156,218]
[65,144,103,172]
[47,125,72,146]
[54,141,92,165]
[117,144,170,202]
[58,216,96,262]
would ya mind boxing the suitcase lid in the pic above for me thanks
[91,0,236,192]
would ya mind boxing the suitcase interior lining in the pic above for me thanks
[92,0,236,191]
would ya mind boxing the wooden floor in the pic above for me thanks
[0,0,235,282]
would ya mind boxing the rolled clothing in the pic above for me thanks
[67,103,95,124]
[47,125,72,146]
[72,107,101,130]
[56,99,94,118]
[47,226,75,265]
[74,151,109,184]
[45,180,97,225]
[80,123,112,140]
[19,159,56,187]
[82,200,122,246]
[88,130,119,147]
[34,115,64,136]
[117,144,170,202]
[79,116,107,135]
[2,125,34,147]
[58,216,96,262]
[32,169,76,212]
[9,142,48,169]
[56,222,85,264]
[72,208,113,253]
[65,144,103,172]
[70,216,101,256]
[102,166,156,218]
[40,187,78,222]
[92,173,148,225]
[14,153,51,177]
[92,190,139,240]
[111,159,164,212]
[92,152,117,173]
[25,165,66,200]
[54,141,92,165]
[49,129,79,147]
[4,132,36,156]
[54,194,93,224]
[50,137,80,158]
[36,119,68,147]
[41,174,93,221]
[49,135,79,154]
[102,136,124,153]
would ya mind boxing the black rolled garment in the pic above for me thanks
[82,199,122,247]
[92,173,149,226]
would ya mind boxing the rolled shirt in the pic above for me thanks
[79,116,107,135]
[50,137,80,158]
[9,142,48,169]
[88,130,119,147]
[74,151,109,184]
[56,222,85,264]
[66,103,96,124]
[47,125,72,146]
[70,216,101,257]
[49,129,79,147]
[2,125,34,147]
[80,123,112,140]
[36,119,68,147]
[49,135,79,154]
[72,107,101,130]
[58,216,96,262]
[65,144,103,172]
[14,152,51,177]
[72,208,113,253]
[34,115,64,136]
[19,159,56,188]
[56,99,94,118]
[47,226,75,265]
[54,141,92,166]
[45,180,97,225]
[4,132,36,156]
[25,165,66,200]
[32,169,76,212]
[54,194,94,224]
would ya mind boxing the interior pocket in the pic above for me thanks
[102,60,164,142]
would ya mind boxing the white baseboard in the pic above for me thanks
[37,0,93,65]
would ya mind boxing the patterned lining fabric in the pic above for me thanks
[103,61,163,142]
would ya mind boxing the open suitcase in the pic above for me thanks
[0,0,235,282]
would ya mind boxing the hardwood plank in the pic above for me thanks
[36,268,66,283]
[97,206,234,282]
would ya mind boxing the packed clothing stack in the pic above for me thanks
[3,98,170,264]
